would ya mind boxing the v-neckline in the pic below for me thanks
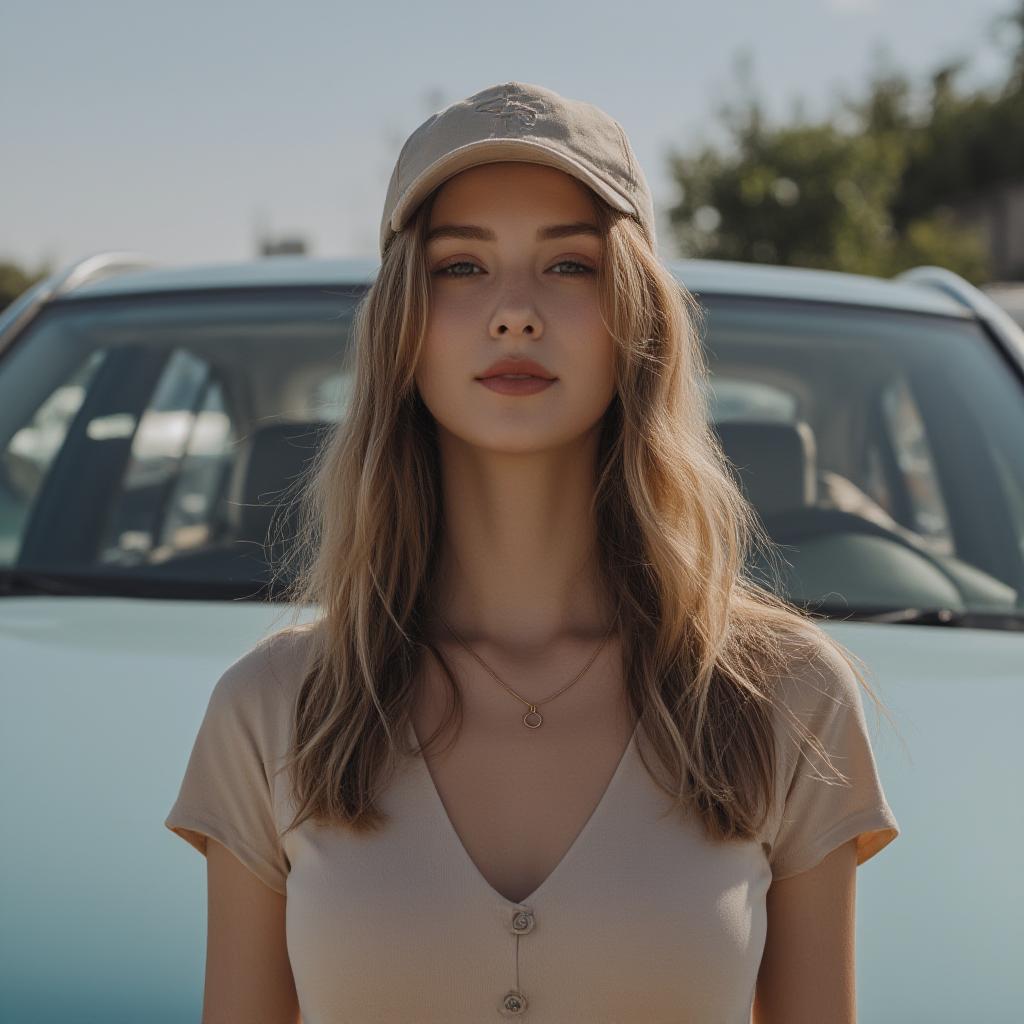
[407,717,639,908]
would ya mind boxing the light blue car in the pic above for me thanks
[985,281,1024,331]
[2,253,1022,1023]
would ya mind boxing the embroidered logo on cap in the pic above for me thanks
[473,86,546,137]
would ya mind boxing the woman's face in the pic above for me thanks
[416,161,616,455]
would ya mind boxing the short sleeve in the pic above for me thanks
[164,640,293,894]
[768,639,900,881]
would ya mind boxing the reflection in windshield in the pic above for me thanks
[1,290,1022,624]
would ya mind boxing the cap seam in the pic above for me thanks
[614,120,637,193]
[395,133,408,193]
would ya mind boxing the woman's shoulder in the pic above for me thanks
[755,623,900,877]
[772,624,865,718]
[758,622,882,798]
[210,623,319,724]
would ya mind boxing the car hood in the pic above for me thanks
[1,597,1021,1021]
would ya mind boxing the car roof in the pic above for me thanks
[983,281,1024,324]
[58,254,971,319]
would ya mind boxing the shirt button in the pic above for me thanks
[499,989,529,1015]
[511,909,535,935]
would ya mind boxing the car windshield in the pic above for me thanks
[1,286,1023,626]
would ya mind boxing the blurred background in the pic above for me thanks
[3,0,1024,321]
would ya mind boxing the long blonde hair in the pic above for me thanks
[266,184,897,844]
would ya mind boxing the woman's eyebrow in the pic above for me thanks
[426,221,600,243]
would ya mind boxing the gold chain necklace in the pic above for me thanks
[435,605,621,729]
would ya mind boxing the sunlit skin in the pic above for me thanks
[417,160,620,671]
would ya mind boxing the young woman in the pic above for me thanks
[166,80,900,1023]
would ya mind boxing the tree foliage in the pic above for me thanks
[0,261,51,316]
[666,3,1024,282]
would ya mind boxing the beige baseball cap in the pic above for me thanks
[379,80,656,259]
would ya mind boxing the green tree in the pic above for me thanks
[0,260,52,315]
[665,37,999,282]
[842,51,992,281]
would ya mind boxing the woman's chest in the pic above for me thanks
[411,711,639,906]
[276,736,773,1024]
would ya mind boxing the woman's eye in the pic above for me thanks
[432,259,593,278]
[433,260,482,278]
[550,259,594,275]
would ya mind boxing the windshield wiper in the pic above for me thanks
[816,604,1024,631]
[0,570,105,597]
[0,569,274,602]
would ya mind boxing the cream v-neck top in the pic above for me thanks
[165,625,900,1023]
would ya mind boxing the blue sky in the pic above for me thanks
[2,0,1016,270]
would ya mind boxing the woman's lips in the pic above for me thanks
[478,375,557,396]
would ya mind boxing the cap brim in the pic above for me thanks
[389,138,636,235]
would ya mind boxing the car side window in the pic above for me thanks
[871,374,953,553]
[97,348,238,566]
[0,350,107,565]
[154,377,237,556]
[991,444,1024,563]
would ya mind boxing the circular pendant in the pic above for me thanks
[523,708,543,729]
